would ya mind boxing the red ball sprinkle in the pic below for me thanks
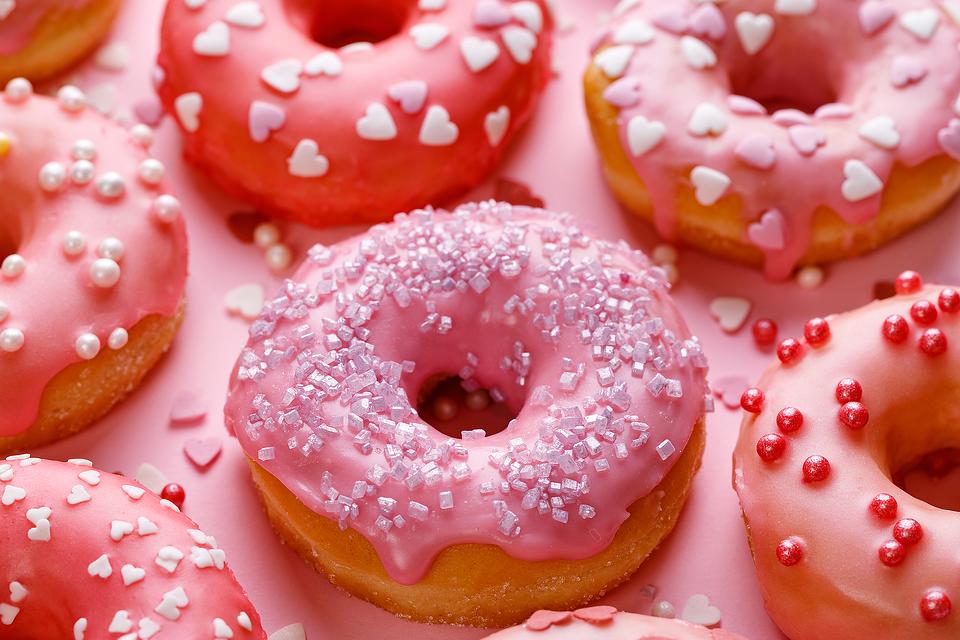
[776,537,804,566]
[757,434,787,462]
[910,300,938,325]
[920,590,952,622]
[741,387,765,413]
[802,455,830,483]
[835,378,863,403]
[882,315,909,344]
[895,270,923,294]
[804,317,831,345]
[919,328,948,356]
[776,407,804,433]
[752,318,778,346]
[869,493,898,520]
[839,401,869,429]
[893,518,923,546]
[777,338,802,364]
[160,483,186,509]
[878,540,906,567]
[939,288,960,313]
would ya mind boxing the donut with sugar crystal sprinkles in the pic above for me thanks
[155,0,553,227]
[733,270,960,638]
[0,78,188,454]
[224,202,711,626]
[0,456,266,638]
[584,0,960,279]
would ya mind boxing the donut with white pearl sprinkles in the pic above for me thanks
[585,0,960,279]
[733,270,960,639]
[0,79,188,453]
[224,202,711,626]
[0,456,266,638]
[155,0,553,227]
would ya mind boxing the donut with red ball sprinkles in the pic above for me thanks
[733,271,959,639]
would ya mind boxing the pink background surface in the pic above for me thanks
[29,1,960,638]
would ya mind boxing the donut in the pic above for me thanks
[0,455,266,638]
[584,0,960,279]
[0,0,123,83]
[0,79,188,453]
[482,606,747,639]
[732,270,960,638]
[155,0,553,227]
[224,201,710,626]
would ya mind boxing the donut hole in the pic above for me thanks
[892,448,960,512]
[0,218,22,262]
[416,374,516,439]
[302,0,412,48]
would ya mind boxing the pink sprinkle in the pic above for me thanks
[814,103,854,120]
[735,134,777,170]
[133,97,165,126]
[652,7,689,34]
[473,0,512,27]
[525,610,572,631]
[573,605,618,624]
[387,81,428,115]
[858,1,896,36]
[183,436,223,469]
[747,209,786,250]
[248,101,286,143]
[771,109,811,127]
[170,390,207,425]
[938,119,960,160]
[689,3,726,40]
[602,76,642,108]
[890,55,928,88]
[727,95,767,116]
[788,125,827,156]
[711,375,750,409]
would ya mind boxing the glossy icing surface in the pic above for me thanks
[733,280,960,638]
[156,0,553,226]
[594,0,960,278]
[0,0,91,54]
[0,456,266,638]
[0,83,188,436]
[483,607,747,639]
[225,202,709,584]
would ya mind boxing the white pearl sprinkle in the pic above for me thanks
[130,124,154,147]
[97,237,125,261]
[153,195,181,223]
[57,85,86,112]
[0,301,8,322]
[71,139,97,161]
[38,162,66,192]
[69,160,95,185]
[265,243,292,272]
[108,328,129,350]
[75,333,101,360]
[253,222,280,248]
[63,231,86,256]
[0,328,24,353]
[1,254,25,279]
[796,265,824,289]
[89,258,121,288]
[95,172,125,199]
[138,158,165,185]
[651,600,676,618]
[651,244,678,265]
[3,78,33,103]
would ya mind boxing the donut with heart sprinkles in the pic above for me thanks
[733,271,960,639]
[0,79,188,454]
[0,456,266,638]
[156,0,553,227]
[585,0,960,279]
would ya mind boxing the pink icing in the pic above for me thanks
[224,202,709,584]
[733,280,960,638]
[482,608,748,639]
[155,0,553,226]
[596,0,960,279]
[0,456,266,638]
[0,0,92,55]
[0,83,188,437]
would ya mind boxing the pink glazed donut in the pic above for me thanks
[0,456,266,638]
[733,271,960,638]
[156,0,553,227]
[224,202,711,625]
[0,79,188,453]
[483,606,747,640]
[585,0,960,279]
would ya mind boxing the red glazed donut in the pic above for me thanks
[0,456,266,638]
[733,271,960,638]
[156,0,553,226]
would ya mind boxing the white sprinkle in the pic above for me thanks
[108,328,129,350]
[87,554,112,578]
[139,158,165,185]
[121,564,146,586]
[138,516,159,536]
[77,469,101,486]
[75,333,101,360]
[121,484,145,500]
[67,484,91,505]
[89,258,121,288]
[0,328,24,353]
[153,194,182,223]
[155,546,184,573]
[94,171,125,198]
[57,85,86,111]
[63,231,86,256]
[656,439,676,460]
[1,254,25,278]
[38,162,66,191]
[110,520,134,541]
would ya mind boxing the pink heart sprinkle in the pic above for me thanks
[525,610,572,631]
[788,125,827,156]
[771,109,811,127]
[735,134,776,170]
[890,55,927,88]
[859,1,896,36]
[183,437,223,469]
[573,605,618,624]
[170,390,206,425]
[602,76,642,108]
[652,7,689,35]
[473,0,511,27]
[747,209,787,250]
[727,95,766,116]
[938,119,960,160]
[712,375,750,409]
[387,80,428,115]
[133,97,165,126]
[689,3,726,40]
[248,100,286,143]
[150,65,166,89]
[814,103,853,120]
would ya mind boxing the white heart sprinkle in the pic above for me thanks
[134,463,167,494]
[237,613,253,631]
[138,516,159,536]
[0,464,11,482]
[74,617,87,639]
[224,283,265,319]
[410,22,450,50]
[419,105,459,146]
[0,603,18,625]
[735,12,774,55]
[94,42,130,71]
[67,458,92,467]
[174,92,202,132]
[501,26,537,64]
[184,0,205,8]
[78,470,100,486]
[87,554,112,578]
[680,36,717,69]
[67,484,91,505]
[304,51,342,77]
[268,624,307,640]
[460,36,501,72]
[858,116,900,149]
[682,593,722,627]
[85,82,118,115]
[419,0,446,10]
[109,610,132,634]
[224,1,264,28]
[27,519,51,542]
[139,618,161,639]
[356,102,398,140]
[593,44,633,78]
[8,582,27,603]
[288,139,329,178]
[842,160,883,202]
[944,0,960,26]
[192,21,230,56]
[709,297,752,333]
[0,1,14,21]
[261,58,302,94]
[900,8,939,40]
[214,618,235,638]
[155,546,184,573]
[613,19,654,45]
[627,115,667,156]
[691,166,731,206]
[688,102,728,137]
[1,485,26,506]
[25,507,50,524]
[121,484,145,500]
[484,106,510,146]
[121,564,146,586]
[110,520,134,541]
[511,1,543,32]
[775,0,815,16]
